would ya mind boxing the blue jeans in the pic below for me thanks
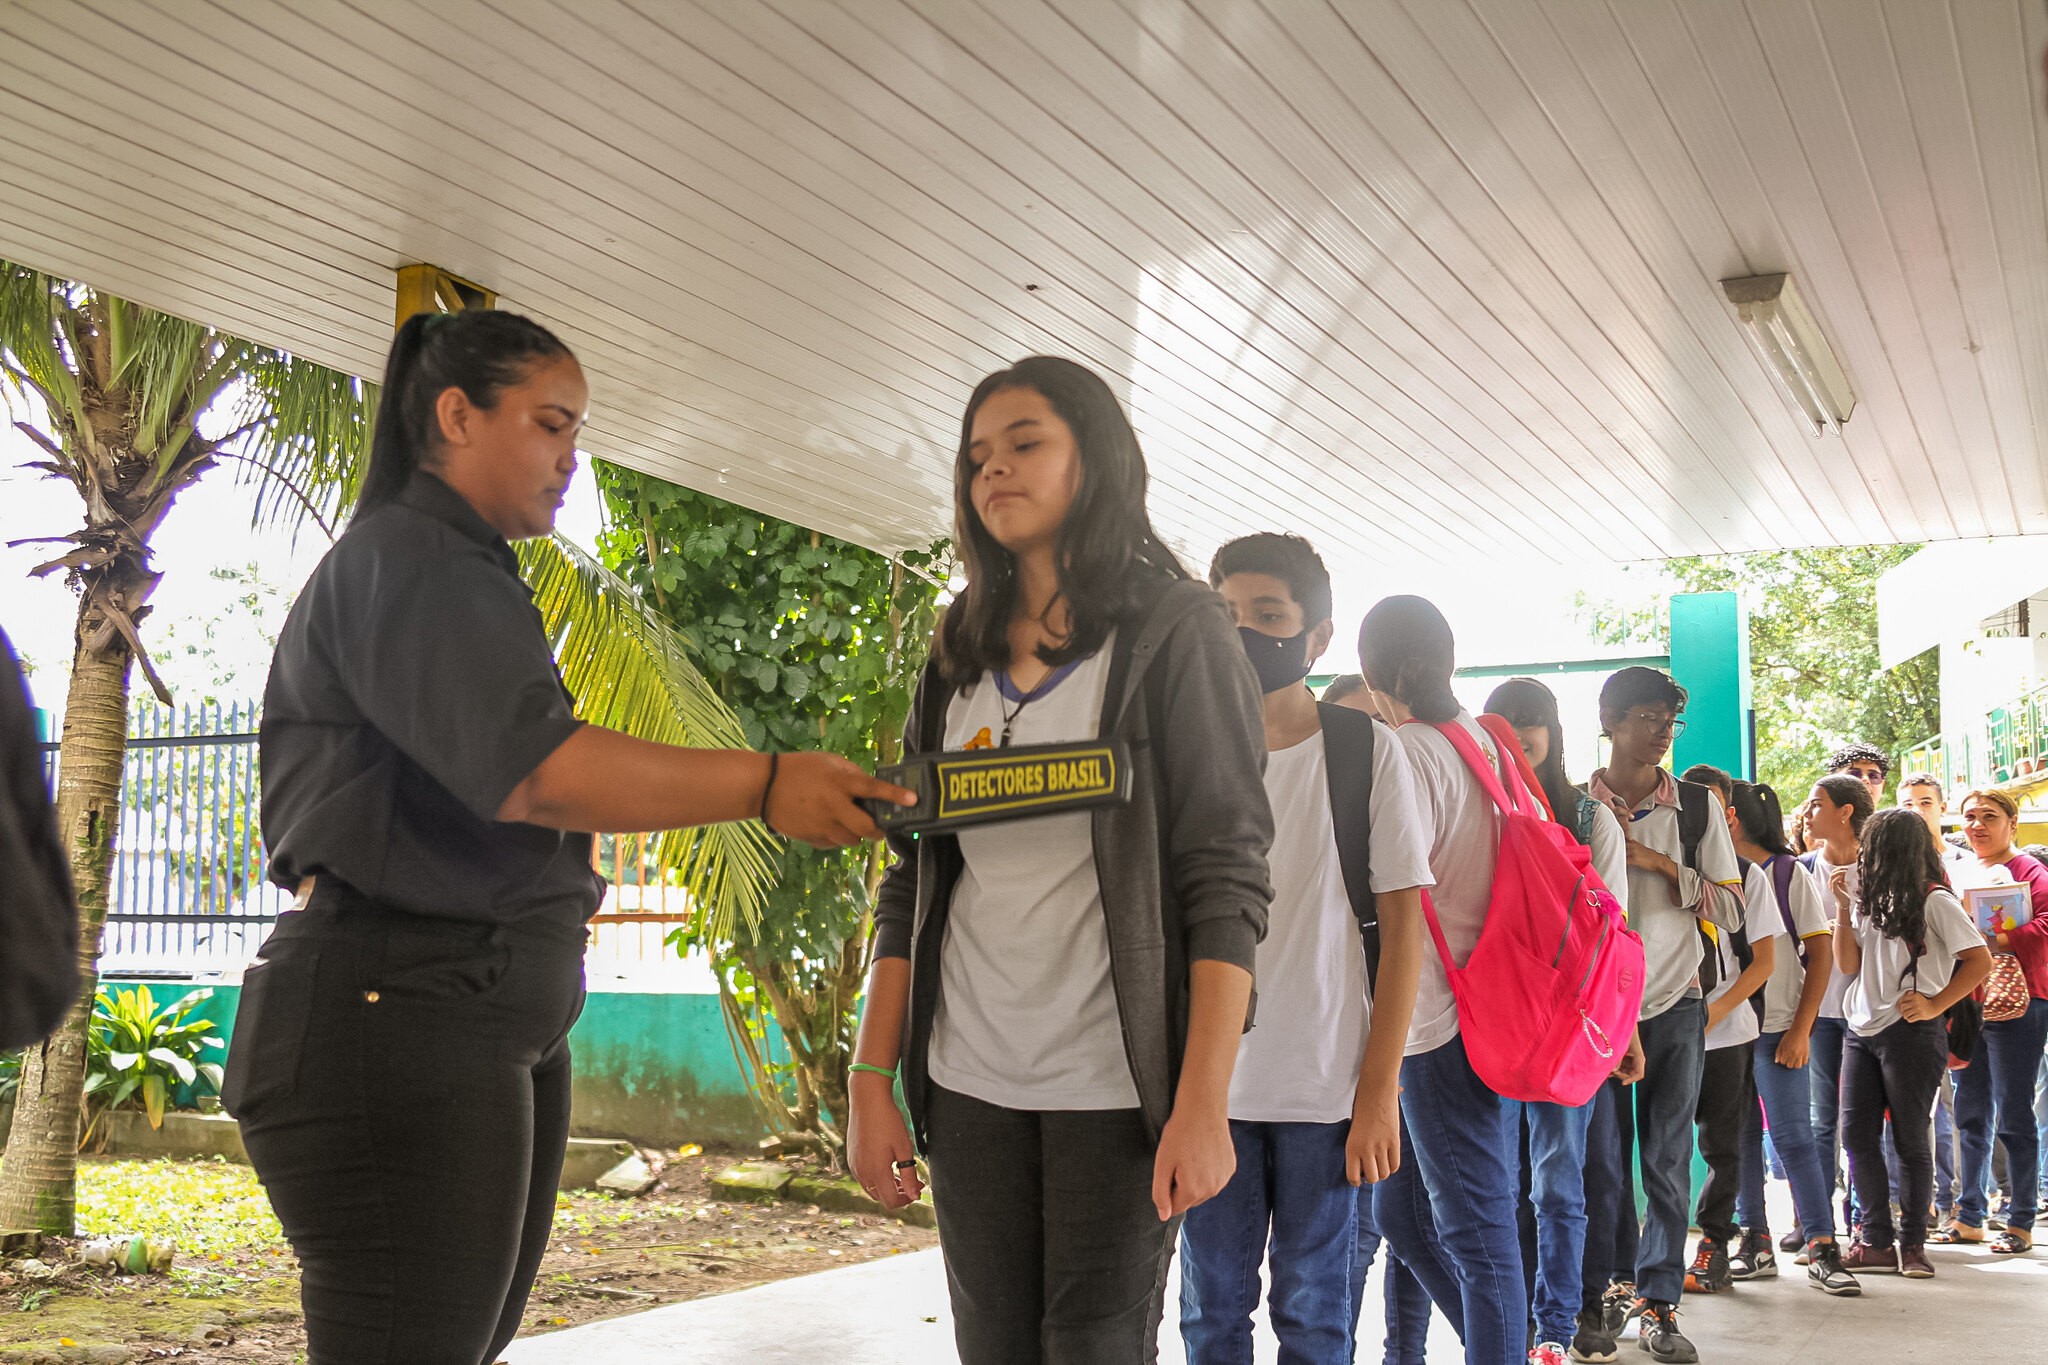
[1512,1100,1592,1346]
[1738,1032,1837,1241]
[1181,1120,1355,1365]
[1353,1176,1439,1365]
[1375,1034,1524,1365]
[1956,997,2048,1233]
[1809,1015,1849,1227]
[1635,999,1706,1305]
[1933,1069,1959,1216]
[1580,1078,1639,1311]
[2036,1053,2048,1201]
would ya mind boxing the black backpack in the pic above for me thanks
[1676,780,1754,997]
[1318,701,1395,995]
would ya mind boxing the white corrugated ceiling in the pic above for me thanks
[2,0,2045,581]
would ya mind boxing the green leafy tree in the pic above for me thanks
[1579,546,1941,794]
[595,466,944,1159]
[0,265,768,1232]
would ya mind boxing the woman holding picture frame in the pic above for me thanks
[1934,789,2048,1253]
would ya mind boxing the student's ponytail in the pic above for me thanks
[1730,781,1795,858]
[1358,595,1460,725]
[357,309,573,518]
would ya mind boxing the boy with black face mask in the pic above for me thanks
[1179,534,1439,1365]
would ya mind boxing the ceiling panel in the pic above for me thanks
[2,0,2044,585]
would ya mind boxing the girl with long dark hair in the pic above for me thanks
[1723,782,1857,1293]
[231,309,906,1364]
[1833,808,1992,1277]
[846,357,1273,1361]
[1801,773,1875,1248]
[1357,597,1527,1365]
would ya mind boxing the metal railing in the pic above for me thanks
[1902,681,2048,796]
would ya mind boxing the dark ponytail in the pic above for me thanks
[358,309,573,516]
[1358,595,1460,725]
[1730,781,1795,858]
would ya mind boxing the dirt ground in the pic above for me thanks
[0,1150,938,1364]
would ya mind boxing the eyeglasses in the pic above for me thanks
[1844,766,1885,783]
[1623,709,1686,737]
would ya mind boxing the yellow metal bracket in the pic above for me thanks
[394,264,495,329]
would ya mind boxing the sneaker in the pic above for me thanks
[1570,1310,1619,1365]
[1636,1302,1698,1364]
[1683,1235,1730,1293]
[1728,1229,1777,1280]
[1778,1227,1804,1253]
[1532,1344,1571,1365]
[1899,1244,1935,1279]
[1599,1281,1641,1338]
[1805,1239,1862,1297]
[1840,1238,1899,1274]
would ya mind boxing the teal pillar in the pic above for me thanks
[1670,592,1753,781]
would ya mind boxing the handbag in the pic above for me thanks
[1980,953,2031,1024]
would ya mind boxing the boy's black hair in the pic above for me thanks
[1897,771,1942,793]
[1681,763,1733,802]
[1208,533,1334,627]
[1824,742,1891,780]
[1322,674,1369,704]
[1598,666,1689,732]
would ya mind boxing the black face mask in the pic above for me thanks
[1238,626,1313,695]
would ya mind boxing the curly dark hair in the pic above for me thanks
[1857,807,1950,949]
[1824,742,1891,781]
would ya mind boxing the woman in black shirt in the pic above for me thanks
[229,309,908,1365]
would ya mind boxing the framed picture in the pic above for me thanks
[1965,884,2033,936]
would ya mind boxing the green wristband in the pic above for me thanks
[848,1062,897,1080]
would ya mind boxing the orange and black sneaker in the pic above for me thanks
[1683,1236,1730,1293]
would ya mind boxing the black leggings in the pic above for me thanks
[224,895,587,1364]
[1839,1017,1946,1251]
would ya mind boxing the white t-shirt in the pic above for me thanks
[1843,886,1982,1037]
[1229,724,1435,1123]
[1754,855,1831,1035]
[1705,864,1788,1050]
[1586,803,1629,916]
[929,643,1138,1110]
[1809,855,1858,1020]
[1393,712,1502,1057]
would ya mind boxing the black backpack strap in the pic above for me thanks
[1317,701,1380,992]
[1677,779,1710,872]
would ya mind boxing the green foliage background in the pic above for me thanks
[1579,545,1941,795]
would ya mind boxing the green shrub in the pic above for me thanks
[83,985,225,1142]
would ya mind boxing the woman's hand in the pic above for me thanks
[845,1073,923,1209]
[1829,867,1852,915]
[1151,1106,1235,1221]
[1776,1026,1812,1070]
[1898,990,1940,1024]
[766,752,916,848]
[1345,1084,1402,1186]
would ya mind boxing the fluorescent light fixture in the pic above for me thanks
[1721,273,1856,435]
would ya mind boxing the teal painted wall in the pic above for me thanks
[1670,592,1754,781]
[102,978,772,1148]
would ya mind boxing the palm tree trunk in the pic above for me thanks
[0,612,131,1234]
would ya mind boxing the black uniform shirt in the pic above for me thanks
[260,471,604,926]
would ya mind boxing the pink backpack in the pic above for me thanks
[1412,719,1646,1106]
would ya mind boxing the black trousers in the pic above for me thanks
[224,896,588,1365]
[924,1083,1178,1365]
[1840,1018,1946,1251]
[1693,1043,1754,1244]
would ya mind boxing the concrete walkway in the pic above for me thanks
[502,1233,2042,1364]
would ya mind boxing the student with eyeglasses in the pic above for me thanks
[1824,743,1891,806]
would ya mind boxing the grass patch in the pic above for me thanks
[75,1156,285,1257]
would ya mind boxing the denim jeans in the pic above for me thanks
[1580,1077,1639,1313]
[1841,1019,1947,1250]
[2036,1053,2048,1201]
[1809,1015,1850,1227]
[1738,1032,1837,1241]
[1375,1034,1524,1365]
[1632,999,1708,1304]
[1181,1120,1355,1365]
[1353,1172,1440,1365]
[925,1085,1176,1365]
[1933,1069,1960,1216]
[1956,997,2048,1233]
[1511,1099,1592,1347]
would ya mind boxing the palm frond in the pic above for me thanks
[518,534,776,939]
[229,350,376,541]
[0,264,85,437]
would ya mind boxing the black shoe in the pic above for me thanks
[1728,1228,1777,1280]
[1570,1310,1619,1365]
[1683,1235,1731,1293]
[1599,1281,1640,1338]
[1806,1239,1862,1296]
[1778,1227,1804,1253]
[1637,1302,1698,1364]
